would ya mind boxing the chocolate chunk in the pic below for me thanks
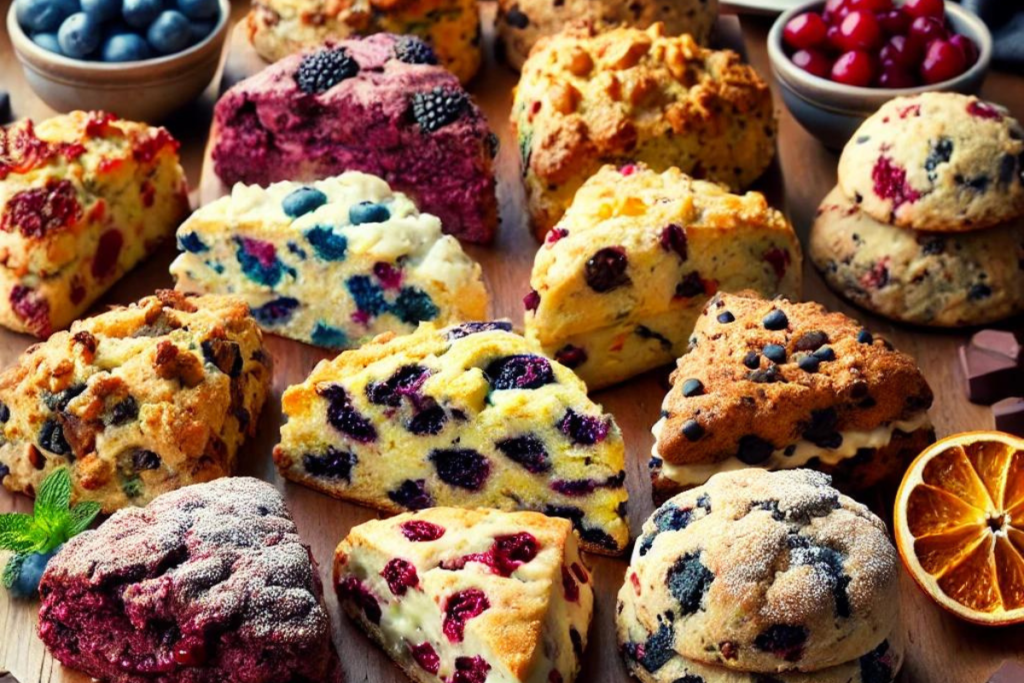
[971,330,1022,365]
[993,398,1024,438]
[958,345,1023,405]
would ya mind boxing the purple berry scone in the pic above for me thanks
[211,34,499,244]
[37,477,342,683]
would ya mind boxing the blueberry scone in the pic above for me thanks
[172,173,488,349]
[651,291,934,501]
[620,470,902,678]
[524,164,801,390]
[274,321,629,554]
[39,478,342,683]
[496,0,718,71]
[512,23,776,239]
[810,186,1024,327]
[247,0,481,83]
[0,111,189,337]
[334,507,593,683]
[837,93,1024,232]
[0,291,271,512]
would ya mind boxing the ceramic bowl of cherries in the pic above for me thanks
[768,0,992,148]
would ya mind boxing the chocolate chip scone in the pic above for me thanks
[810,186,1024,327]
[512,23,776,239]
[38,477,341,683]
[837,93,1024,232]
[172,173,488,349]
[0,291,271,512]
[274,321,629,555]
[524,164,801,390]
[334,507,593,683]
[651,291,934,501]
[623,469,901,676]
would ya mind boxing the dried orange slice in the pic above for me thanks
[894,431,1024,626]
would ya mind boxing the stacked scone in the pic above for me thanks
[618,469,904,683]
[811,92,1024,327]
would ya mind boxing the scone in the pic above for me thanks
[247,0,481,83]
[0,291,271,512]
[38,478,341,683]
[621,470,902,678]
[837,93,1024,232]
[512,23,776,239]
[274,321,629,555]
[496,0,718,71]
[334,507,593,683]
[650,291,934,501]
[0,111,189,337]
[212,35,499,244]
[524,164,801,390]
[810,186,1024,327]
[172,173,488,349]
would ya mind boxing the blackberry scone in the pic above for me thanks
[38,477,341,683]
[524,164,801,390]
[512,23,776,239]
[172,173,488,349]
[274,321,629,554]
[0,111,189,337]
[334,507,593,683]
[0,291,271,512]
[212,35,499,244]
[651,291,934,501]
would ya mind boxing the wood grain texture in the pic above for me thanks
[1,3,1023,682]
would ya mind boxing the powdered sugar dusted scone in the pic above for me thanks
[274,321,628,555]
[625,469,901,675]
[810,186,1024,327]
[334,507,593,683]
[512,23,776,239]
[524,164,801,390]
[172,173,488,349]
[38,478,341,683]
[651,292,934,500]
[837,93,1024,232]
[212,35,498,244]
[0,291,271,512]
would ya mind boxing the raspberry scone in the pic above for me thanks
[212,35,499,244]
[0,111,189,337]
[0,291,271,512]
[274,321,629,554]
[334,507,593,683]
[620,469,902,679]
[524,165,801,390]
[172,173,488,349]
[650,291,934,501]
[38,477,342,683]
[512,23,776,239]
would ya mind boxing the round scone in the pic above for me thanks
[837,93,1024,232]
[811,186,1024,327]
[628,469,900,675]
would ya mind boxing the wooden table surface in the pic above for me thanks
[2,2,1023,681]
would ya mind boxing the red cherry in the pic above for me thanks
[908,15,947,50]
[849,0,892,10]
[921,38,967,83]
[878,63,918,88]
[879,35,922,69]
[826,25,843,51]
[784,12,829,50]
[792,49,833,78]
[835,10,883,51]
[875,8,911,34]
[831,50,876,86]
[903,0,944,20]
[949,34,979,67]
[823,0,851,24]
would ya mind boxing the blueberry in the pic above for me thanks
[655,503,695,532]
[969,284,992,301]
[754,625,808,662]
[635,325,672,350]
[924,137,953,181]
[17,0,78,33]
[391,288,439,324]
[122,0,163,29]
[43,383,86,411]
[716,311,734,324]
[803,409,843,449]
[176,0,218,19]
[762,309,789,331]
[320,385,377,443]
[39,419,71,457]
[282,186,327,217]
[681,419,704,441]
[430,448,491,490]
[346,275,388,317]
[797,355,820,373]
[857,329,873,344]
[105,395,138,426]
[406,403,447,435]
[100,32,151,61]
[736,435,774,464]
[81,0,120,21]
[310,322,349,349]
[859,640,895,683]
[303,447,357,481]
[584,247,630,293]
[748,366,784,384]
[485,355,554,391]
[0,403,9,423]
[147,11,191,55]
[743,351,760,369]
[495,435,550,473]
[130,449,161,471]
[365,365,431,407]
[668,552,714,614]
[304,225,347,261]
[813,346,836,362]
[794,330,828,351]
[675,272,706,299]
[789,539,851,618]
[762,344,786,364]
[681,379,704,397]
[629,623,675,673]
[558,409,609,445]
[388,479,433,510]
[32,32,63,53]
[9,547,61,599]
[659,224,688,260]
[349,201,391,225]
[554,344,587,369]
[251,297,299,326]
[445,321,513,340]
[188,19,214,44]
[178,231,208,253]
[58,13,102,58]
[236,237,286,287]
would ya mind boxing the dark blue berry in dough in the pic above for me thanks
[236,238,288,287]
[681,420,704,441]
[584,247,631,293]
[969,284,992,301]
[388,479,433,510]
[252,297,300,326]
[346,276,388,317]
[681,379,704,397]
[486,355,555,390]
[104,396,137,426]
[430,448,491,490]
[365,365,431,407]
[304,225,348,261]
[554,344,587,368]
[445,321,513,340]
[558,409,609,445]
[495,435,551,473]
[570,627,583,659]
[320,385,378,443]
[857,329,873,344]
[859,640,895,683]
[504,5,530,28]
[349,201,391,225]
[39,419,70,457]
[803,409,843,449]
[635,623,675,672]
[717,311,735,324]
[282,186,328,217]
[659,224,688,260]
[303,447,357,481]
[178,231,208,253]
[544,505,618,550]
[406,403,448,435]
[43,384,86,412]
[131,449,161,471]
[813,346,836,362]
[391,287,439,324]
[789,537,851,618]
[924,137,953,181]
[762,309,788,331]
[736,435,774,464]
[794,330,828,351]
[635,325,672,350]
[763,344,786,364]
[675,272,705,299]
[0,402,9,423]
[311,322,349,349]
[667,552,714,615]
[748,366,784,384]
[744,351,760,369]
[754,624,808,662]
[797,355,820,373]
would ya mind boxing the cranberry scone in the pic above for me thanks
[0,111,189,337]
[172,173,488,349]
[650,291,934,501]
[38,477,341,683]
[334,507,593,683]
[212,35,499,244]
[524,164,801,390]
[512,23,776,239]
[0,291,271,512]
[274,321,629,554]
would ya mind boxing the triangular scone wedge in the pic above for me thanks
[524,164,801,390]
[334,508,594,683]
[651,291,934,501]
[275,322,629,554]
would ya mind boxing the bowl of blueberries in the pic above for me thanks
[8,0,229,122]
[768,0,992,149]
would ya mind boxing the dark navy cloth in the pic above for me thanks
[960,0,1024,67]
